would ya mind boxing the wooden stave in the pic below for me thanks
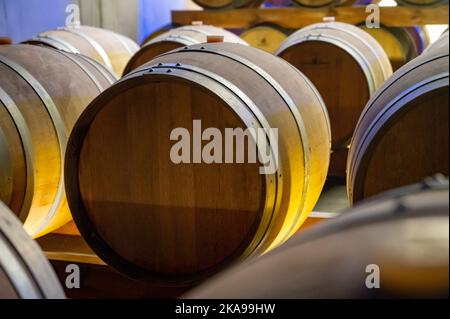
[192,0,264,10]
[123,25,248,75]
[276,22,392,150]
[65,42,331,284]
[0,201,65,299]
[347,38,449,203]
[185,180,449,299]
[23,25,139,77]
[0,45,115,237]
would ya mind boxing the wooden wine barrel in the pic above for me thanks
[347,34,448,203]
[192,0,264,9]
[0,45,116,237]
[396,0,448,7]
[123,25,248,75]
[240,24,289,53]
[23,25,139,77]
[0,201,65,299]
[65,42,331,284]
[405,26,430,55]
[276,22,392,175]
[186,179,449,298]
[360,26,419,71]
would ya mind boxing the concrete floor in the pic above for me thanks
[313,177,350,214]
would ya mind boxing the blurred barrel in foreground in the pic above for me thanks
[0,45,116,237]
[240,24,289,53]
[276,22,392,175]
[348,33,449,203]
[185,180,449,298]
[124,25,247,75]
[65,42,331,284]
[0,201,65,299]
[193,0,264,9]
[24,25,139,76]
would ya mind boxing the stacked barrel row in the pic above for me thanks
[1,17,448,298]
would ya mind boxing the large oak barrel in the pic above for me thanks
[65,42,331,284]
[192,0,264,9]
[123,25,247,75]
[0,201,65,299]
[0,45,116,237]
[240,24,289,53]
[186,179,449,298]
[396,0,448,7]
[23,25,139,77]
[347,33,449,204]
[276,22,392,175]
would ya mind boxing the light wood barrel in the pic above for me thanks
[65,42,331,284]
[0,201,65,299]
[123,25,248,75]
[0,45,116,237]
[396,0,448,7]
[276,22,392,174]
[347,34,449,203]
[240,24,289,53]
[192,0,264,9]
[23,25,139,77]
[186,180,449,298]
[360,26,419,71]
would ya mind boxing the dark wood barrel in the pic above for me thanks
[65,42,331,284]
[0,201,65,299]
[276,22,392,175]
[23,25,139,77]
[396,0,448,7]
[185,179,449,298]
[192,0,264,9]
[347,33,449,204]
[240,24,289,53]
[123,25,248,75]
[0,44,116,237]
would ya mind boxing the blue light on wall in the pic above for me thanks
[138,0,189,44]
[0,0,72,43]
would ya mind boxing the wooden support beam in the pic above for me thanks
[172,6,449,29]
